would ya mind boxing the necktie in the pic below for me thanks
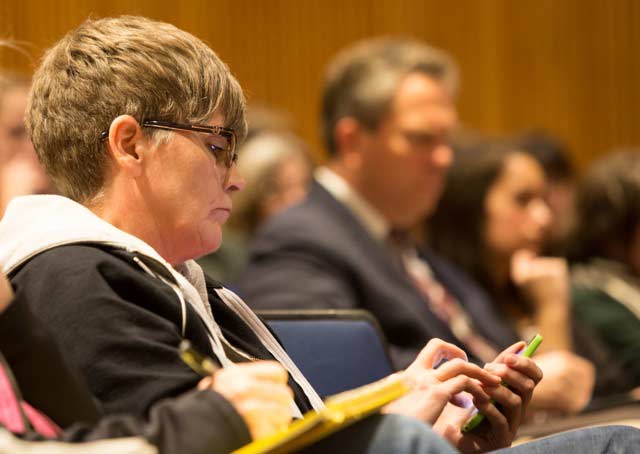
[389,231,499,363]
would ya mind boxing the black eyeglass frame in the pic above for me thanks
[99,120,238,168]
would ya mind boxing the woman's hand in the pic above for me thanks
[198,361,294,441]
[434,341,543,453]
[511,249,569,309]
[511,249,572,350]
[382,339,501,425]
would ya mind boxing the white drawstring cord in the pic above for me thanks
[216,288,325,413]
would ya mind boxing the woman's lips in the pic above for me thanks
[210,207,231,222]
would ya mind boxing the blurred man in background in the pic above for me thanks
[239,37,594,416]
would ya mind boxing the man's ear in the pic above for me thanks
[333,117,367,170]
[106,115,146,177]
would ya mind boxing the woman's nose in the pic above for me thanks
[529,198,552,228]
[225,163,246,192]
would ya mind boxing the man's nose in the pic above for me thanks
[430,143,453,169]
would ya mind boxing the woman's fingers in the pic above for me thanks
[435,358,502,386]
[211,361,295,440]
[483,384,522,434]
[229,361,290,383]
[504,354,543,384]
[492,341,526,364]
[439,375,492,408]
[412,338,469,370]
[484,362,535,400]
[474,397,512,445]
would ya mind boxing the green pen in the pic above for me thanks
[179,339,219,376]
[461,333,543,433]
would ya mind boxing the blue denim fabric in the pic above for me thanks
[303,414,639,454]
[300,413,456,454]
[493,425,640,454]
[363,414,457,454]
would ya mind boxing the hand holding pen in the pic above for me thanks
[180,340,295,440]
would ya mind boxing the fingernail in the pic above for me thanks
[506,355,518,366]
[434,358,449,369]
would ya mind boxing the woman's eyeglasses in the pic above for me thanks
[99,120,238,168]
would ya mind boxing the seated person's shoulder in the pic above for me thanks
[258,200,317,232]
[255,200,349,252]
[9,244,166,307]
[10,244,186,333]
[14,244,137,275]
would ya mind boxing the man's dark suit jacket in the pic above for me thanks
[238,182,519,369]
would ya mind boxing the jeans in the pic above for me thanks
[300,413,456,454]
[494,425,640,454]
[303,415,640,454]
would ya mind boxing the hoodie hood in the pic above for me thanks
[0,195,167,275]
[0,195,323,413]
[0,194,234,368]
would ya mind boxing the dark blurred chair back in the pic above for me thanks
[258,309,394,397]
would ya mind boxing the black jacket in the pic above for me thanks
[8,244,314,425]
[0,284,251,454]
[5,242,420,454]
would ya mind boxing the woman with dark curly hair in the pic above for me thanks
[428,138,597,415]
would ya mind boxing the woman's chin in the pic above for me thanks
[171,226,222,264]
[199,226,223,256]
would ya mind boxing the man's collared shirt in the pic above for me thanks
[314,167,389,242]
[314,166,499,362]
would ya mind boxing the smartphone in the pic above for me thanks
[461,333,543,433]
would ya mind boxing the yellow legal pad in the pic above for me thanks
[233,374,410,454]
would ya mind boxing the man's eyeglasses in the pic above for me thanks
[99,120,238,168]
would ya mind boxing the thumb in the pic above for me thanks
[442,422,463,446]
[414,339,468,369]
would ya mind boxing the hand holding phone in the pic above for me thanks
[461,333,543,432]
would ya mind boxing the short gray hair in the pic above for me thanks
[27,15,247,202]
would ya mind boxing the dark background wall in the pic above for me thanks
[2,0,638,168]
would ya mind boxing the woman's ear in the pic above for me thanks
[106,115,145,177]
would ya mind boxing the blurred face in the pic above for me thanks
[0,86,51,204]
[261,155,311,222]
[142,114,244,264]
[546,179,576,243]
[359,73,457,228]
[484,153,552,259]
[0,87,32,161]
